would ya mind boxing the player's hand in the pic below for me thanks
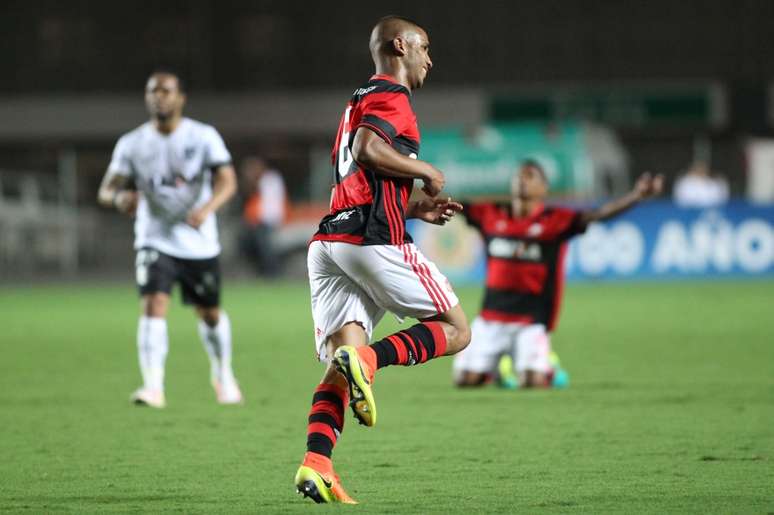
[422,166,446,197]
[412,197,463,226]
[633,172,664,200]
[186,206,211,229]
[114,191,138,217]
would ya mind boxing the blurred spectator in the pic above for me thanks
[240,157,286,277]
[673,161,729,208]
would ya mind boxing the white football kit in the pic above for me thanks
[106,117,231,259]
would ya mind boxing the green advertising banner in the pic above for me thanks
[420,122,593,198]
[490,85,724,128]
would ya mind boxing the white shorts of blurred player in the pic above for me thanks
[452,317,551,377]
[308,240,459,363]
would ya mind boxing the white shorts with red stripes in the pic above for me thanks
[452,317,551,376]
[308,240,459,362]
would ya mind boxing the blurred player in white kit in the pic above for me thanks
[98,70,242,408]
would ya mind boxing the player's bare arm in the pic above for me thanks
[407,196,463,225]
[351,128,445,197]
[580,172,664,224]
[187,164,237,228]
[97,173,138,216]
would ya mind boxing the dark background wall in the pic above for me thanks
[3,0,773,195]
[4,1,774,97]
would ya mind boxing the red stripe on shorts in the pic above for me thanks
[415,247,448,312]
[419,261,450,312]
[402,244,442,313]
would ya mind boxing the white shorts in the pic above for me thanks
[453,317,551,375]
[308,240,459,362]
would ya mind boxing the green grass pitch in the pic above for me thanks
[1,280,772,513]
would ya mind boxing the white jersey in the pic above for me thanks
[107,117,231,259]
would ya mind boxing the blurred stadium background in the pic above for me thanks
[2,0,773,282]
[1,2,772,512]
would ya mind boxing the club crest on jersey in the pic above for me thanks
[184,146,195,160]
[527,223,544,237]
[488,237,542,261]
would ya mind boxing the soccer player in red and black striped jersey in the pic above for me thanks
[453,160,663,388]
[294,16,471,504]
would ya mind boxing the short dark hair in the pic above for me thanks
[520,158,547,183]
[148,68,186,93]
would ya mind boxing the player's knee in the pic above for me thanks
[142,294,169,318]
[197,306,220,327]
[448,320,471,355]
[454,371,486,388]
[328,321,368,350]
[521,370,549,388]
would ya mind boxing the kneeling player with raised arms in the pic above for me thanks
[294,16,470,504]
[454,160,663,388]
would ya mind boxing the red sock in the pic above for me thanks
[305,383,347,458]
[366,322,447,369]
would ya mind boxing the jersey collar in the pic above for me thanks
[510,202,545,220]
[370,74,412,96]
[371,73,398,83]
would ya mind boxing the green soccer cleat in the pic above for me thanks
[294,465,357,504]
[497,354,519,390]
[333,346,377,427]
[549,351,570,389]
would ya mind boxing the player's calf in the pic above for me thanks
[361,321,449,371]
[425,304,471,355]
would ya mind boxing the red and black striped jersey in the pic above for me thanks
[313,74,420,246]
[463,202,588,331]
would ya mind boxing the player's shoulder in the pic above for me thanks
[540,204,583,227]
[543,204,580,217]
[180,117,219,136]
[117,121,151,143]
[464,201,505,224]
[466,200,500,211]
[113,122,152,152]
[351,75,411,102]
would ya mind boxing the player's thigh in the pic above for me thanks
[453,317,510,374]
[308,241,384,363]
[177,255,221,308]
[333,243,459,321]
[515,324,551,373]
[136,248,176,298]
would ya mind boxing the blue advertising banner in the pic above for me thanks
[408,201,774,283]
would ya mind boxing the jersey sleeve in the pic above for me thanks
[543,208,588,240]
[461,202,491,231]
[204,126,232,168]
[107,134,133,177]
[353,93,412,144]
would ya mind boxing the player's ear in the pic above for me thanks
[391,36,408,56]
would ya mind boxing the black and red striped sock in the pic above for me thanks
[306,383,347,458]
[365,321,448,369]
